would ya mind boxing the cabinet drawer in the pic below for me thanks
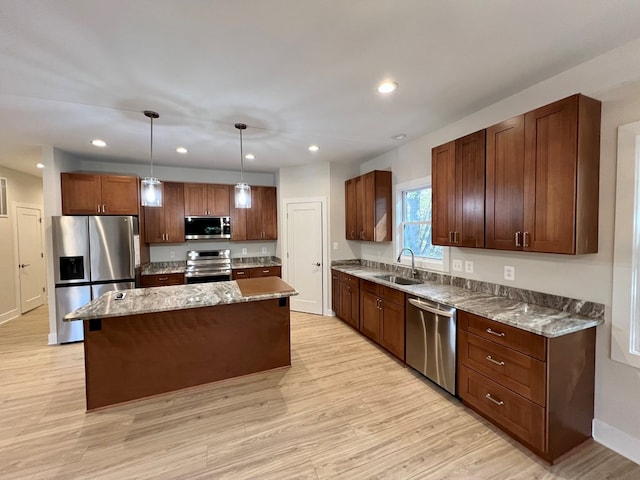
[139,273,185,287]
[360,279,404,305]
[458,310,546,361]
[361,279,377,294]
[250,266,281,278]
[232,269,249,279]
[341,272,360,287]
[459,330,546,406]
[379,284,404,305]
[458,365,546,453]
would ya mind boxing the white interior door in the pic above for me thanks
[287,201,323,314]
[17,206,45,313]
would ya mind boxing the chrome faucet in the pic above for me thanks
[397,247,417,277]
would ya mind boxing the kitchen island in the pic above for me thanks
[65,277,298,410]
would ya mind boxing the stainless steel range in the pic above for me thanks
[185,250,232,284]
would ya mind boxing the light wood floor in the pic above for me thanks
[1,306,639,480]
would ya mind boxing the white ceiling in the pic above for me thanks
[2,1,640,178]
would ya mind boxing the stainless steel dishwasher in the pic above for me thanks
[406,296,457,395]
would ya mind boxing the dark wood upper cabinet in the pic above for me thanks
[436,93,600,255]
[230,185,277,241]
[523,94,600,254]
[344,170,392,242]
[143,182,185,244]
[61,173,139,215]
[184,183,230,216]
[485,115,526,250]
[345,178,358,240]
[432,130,485,248]
[486,94,601,254]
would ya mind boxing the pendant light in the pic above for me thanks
[140,110,163,207]
[234,122,251,208]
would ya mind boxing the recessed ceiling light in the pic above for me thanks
[377,81,398,94]
[308,145,319,152]
[176,147,188,154]
[36,163,45,169]
[391,133,407,140]
[245,153,255,160]
[91,139,107,147]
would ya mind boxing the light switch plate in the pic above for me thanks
[504,265,515,281]
[169,250,175,259]
[261,247,268,254]
[465,260,474,273]
[241,248,247,255]
[452,259,463,271]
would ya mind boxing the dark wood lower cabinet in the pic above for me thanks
[139,273,185,287]
[330,272,405,361]
[232,266,281,279]
[458,310,596,463]
[359,280,405,361]
[340,282,359,330]
[359,290,381,340]
[331,270,360,330]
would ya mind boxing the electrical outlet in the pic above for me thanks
[241,248,247,255]
[465,260,474,274]
[452,259,463,272]
[333,242,339,250]
[169,250,175,259]
[504,265,515,281]
[261,247,268,254]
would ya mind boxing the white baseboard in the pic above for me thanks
[593,419,640,465]
[48,332,57,345]
[0,308,19,325]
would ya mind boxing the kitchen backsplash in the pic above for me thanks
[332,259,604,319]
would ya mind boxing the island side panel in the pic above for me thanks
[83,298,291,410]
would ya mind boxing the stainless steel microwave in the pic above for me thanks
[185,216,231,240]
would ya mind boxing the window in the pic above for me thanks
[396,177,448,272]
[612,121,640,369]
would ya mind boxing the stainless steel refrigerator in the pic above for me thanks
[52,216,138,343]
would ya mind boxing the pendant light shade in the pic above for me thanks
[141,110,163,207]
[234,123,251,209]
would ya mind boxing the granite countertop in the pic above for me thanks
[65,277,298,321]
[331,265,602,338]
[231,259,282,268]
[140,262,186,275]
[140,258,282,276]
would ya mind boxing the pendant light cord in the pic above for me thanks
[149,114,154,178]
[239,127,244,182]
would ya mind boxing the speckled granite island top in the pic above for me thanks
[65,277,298,321]
[332,265,602,338]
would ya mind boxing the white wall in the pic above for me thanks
[329,161,361,261]
[0,164,44,323]
[354,38,640,463]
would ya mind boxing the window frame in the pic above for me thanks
[612,121,640,369]
[394,176,449,273]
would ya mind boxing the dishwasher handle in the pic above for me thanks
[408,298,455,318]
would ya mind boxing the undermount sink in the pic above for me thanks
[374,274,423,286]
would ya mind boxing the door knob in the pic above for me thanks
[19,263,31,268]
[313,262,321,267]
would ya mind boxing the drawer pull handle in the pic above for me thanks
[486,327,505,337]
[262,270,270,273]
[485,393,504,406]
[486,355,505,366]
[158,276,168,281]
